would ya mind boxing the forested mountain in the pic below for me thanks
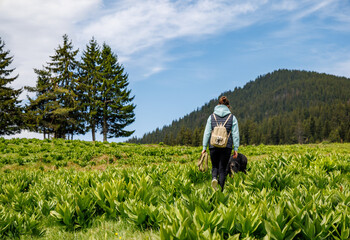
[128,69,350,146]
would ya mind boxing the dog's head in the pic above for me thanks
[229,159,240,175]
[227,154,248,177]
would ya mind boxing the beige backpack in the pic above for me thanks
[210,114,232,148]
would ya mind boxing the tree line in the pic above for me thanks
[128,70,350,146]
[0,35,135,141]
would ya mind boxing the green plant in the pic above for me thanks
[0,140,349,239]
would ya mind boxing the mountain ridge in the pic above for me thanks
[128,69,350,145]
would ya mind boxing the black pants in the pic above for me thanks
[210,148,232,191]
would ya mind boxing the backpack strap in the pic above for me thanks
[223,114,232,127]
[225,114,232,139]
[213,114,232,127]
[212,114,219,126]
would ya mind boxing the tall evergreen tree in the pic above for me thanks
[48,34,82,139]
[78,37,102,141]
[0,37,22,135]
[26,34,81,139]
[99,43,135,141]
[25,68,53,139]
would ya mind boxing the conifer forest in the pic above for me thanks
[0,35,135,142]
[129,70,350,146]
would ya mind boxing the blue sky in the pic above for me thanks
[1,0,350,141]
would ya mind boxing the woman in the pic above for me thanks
[202,96,239,191]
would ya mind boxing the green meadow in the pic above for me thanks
[0,138,349,239]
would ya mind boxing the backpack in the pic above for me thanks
[210,114,232,148]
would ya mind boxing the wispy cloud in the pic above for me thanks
[82,0,262,54]
[81,0,350,78]
[292,0,335,21]
[0,0,100,91]
[81,0,266,77]
[143,66,165,78]
[271,0,299,11]
[264,0,350,51]
[1,0,350,140]
[323,59,350,78]
[1,0,349,92]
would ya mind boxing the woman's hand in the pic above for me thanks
[232,150,238,159]
[201,149,206,155]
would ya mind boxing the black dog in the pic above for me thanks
[226,153,248,177]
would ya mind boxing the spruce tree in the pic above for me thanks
[25,68,53,138]
[0,37,22,135]
[26,34,82,139]
[99,43,135,141]
[49,34,82,139]
[78,37,102,141]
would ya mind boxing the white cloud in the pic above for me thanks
[271,0,299,11]
[324,59,350,78]
[1,0,350,140]
[1,0,348,83]
[0,0,99,23]
[81,0,265,66]
[292,0,335,21]
[2,0,347,90]
[2,130,43,140]
[1,0,266,90]
[0,0,101,93]
[143,66,165,78]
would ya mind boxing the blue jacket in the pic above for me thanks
[202,105,239,151]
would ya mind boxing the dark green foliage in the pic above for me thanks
[99,43,135,141]
[24,35,135,141]
[0,37,23,135]
[0,139,349,238]
[78,37,102,141]
[25,68,54,138]
[78,41,136,141]
[26,34,81,139]
[129,69,350,146]
[0,137,199,167]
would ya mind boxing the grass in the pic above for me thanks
[21,218,157,240]
[1,139,349,239]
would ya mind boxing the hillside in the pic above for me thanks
[128,69,350,145]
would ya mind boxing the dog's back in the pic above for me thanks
[227,153,248,175]
[238,153,247,173]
